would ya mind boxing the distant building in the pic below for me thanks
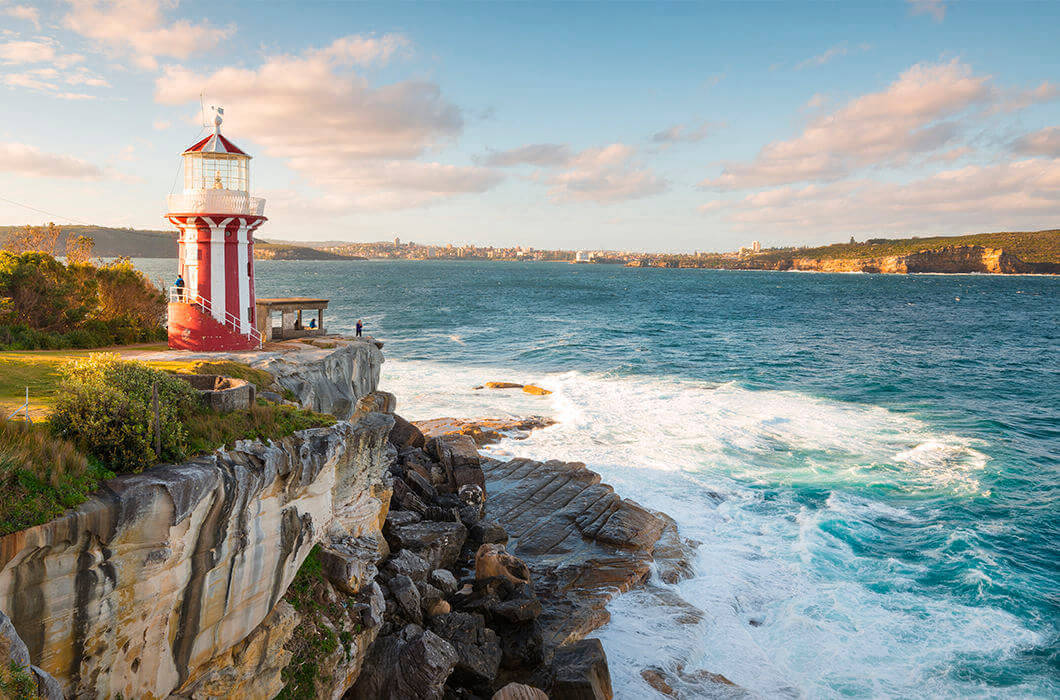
[751,240,761,253]
[574,250,590,263]
[394,236,401,247]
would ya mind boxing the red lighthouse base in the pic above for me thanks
[168,303,258,352]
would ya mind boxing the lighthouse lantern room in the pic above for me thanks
[166,108,266,351]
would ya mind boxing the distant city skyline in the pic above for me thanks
[1,0,1058,252]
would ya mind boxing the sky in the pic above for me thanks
[0,0,1058,253]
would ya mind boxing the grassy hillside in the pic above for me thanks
[254,242,356,260]
[0,225,177,258]
[755,230,1060,264]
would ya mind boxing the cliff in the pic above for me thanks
[0,340,393,699]
[789,245,1058,274]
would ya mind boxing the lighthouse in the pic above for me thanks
[166,108,266,351]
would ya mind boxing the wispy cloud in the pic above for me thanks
[0,142,102,178]
[1012,127,1060,157]
[64,0,234,70]
[703,60,993,190]
[546,144,668,203]
[651,122,714,144]
[477,143,573,167]
[795,42,870,70]
[2,4,40,29]
[908,0,947,22]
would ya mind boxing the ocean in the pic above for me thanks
[138,259,1059,698]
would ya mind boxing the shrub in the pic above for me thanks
[0,251,165,350]
[50,354,200,472]
[0,418,110,535]
[183,401,335,455]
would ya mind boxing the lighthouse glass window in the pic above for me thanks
[184,154,248,192]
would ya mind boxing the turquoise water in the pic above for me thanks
[140,259,1058,697]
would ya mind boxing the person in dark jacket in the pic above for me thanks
[356,319,363,337]
[175,275,185,301]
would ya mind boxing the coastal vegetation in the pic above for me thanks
[0,353,333,535]
[0,229,167,349]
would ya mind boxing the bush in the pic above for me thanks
[50,354,200,472]
[183,401,335,455]
[0,251,165,350]
[0,418,110,535]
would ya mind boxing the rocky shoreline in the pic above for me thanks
[0,339,704,699]
[370,412,700,698]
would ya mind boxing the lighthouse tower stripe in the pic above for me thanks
[237,218,250,333]
[224,218,241,332]
[206,216,234,321]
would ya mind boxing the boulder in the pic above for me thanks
[485,382,524,389]
[406,467,439,502]
[1,608,63,700]
[355,390,397,417]
[429,612,502,692]
[389,575,423,625]
[522,385,552,396]
[318,535,380,595]
[383,548,432,583]
[391,413,426,450]
[350,625,458,700]
[475,543,531,585]
[391,477,431,515]
[390,520,468,570]
[418,582,447,615]
[551,639,613,700]
[429,568,459,595]
[470,520,510,545]
[493,683,550,700]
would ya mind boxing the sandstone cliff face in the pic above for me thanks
[0,414,395,700]
[252,339,384,420]
[790,245,1048,274]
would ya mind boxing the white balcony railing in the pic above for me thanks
[167,190,266,216]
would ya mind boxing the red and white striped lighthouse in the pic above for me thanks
[166,108,266,351]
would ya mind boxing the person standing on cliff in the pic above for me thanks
[356,319,363,337]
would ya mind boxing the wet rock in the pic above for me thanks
[390,575,423,625]
[430,569,459,595]
[383,548,432,583]
[391,413,426,450]
[641,667,675,697]
[389,520,468,570]
[350,625,458,700]
[482,457,694,651]
[429,612,502,692]
[551,639,613,700]
[475,543,532,585]
[415,416,556,447]
[522,385,552,396]
[470,520,510,545]
[407,467,439,502]
[485,382,524,389]
[492,682,549,700]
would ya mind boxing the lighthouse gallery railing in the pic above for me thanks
[170,288,263,348]
[166,190,266,216]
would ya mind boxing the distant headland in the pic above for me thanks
[1,225,1056,273]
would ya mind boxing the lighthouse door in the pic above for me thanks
[182,227,199,299]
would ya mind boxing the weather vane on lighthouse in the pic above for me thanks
[164,107,268,351]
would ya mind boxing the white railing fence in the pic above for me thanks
[166,190,266,216]
[169,287,262,348]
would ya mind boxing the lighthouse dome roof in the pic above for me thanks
[182,132,248,157]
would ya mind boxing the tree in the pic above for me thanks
[1,223,62,255]
[65,235,95,264]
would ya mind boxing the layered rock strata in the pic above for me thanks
[0,413,394,699]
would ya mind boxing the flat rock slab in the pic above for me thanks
[415,417,557,446]
[482,458,689,650]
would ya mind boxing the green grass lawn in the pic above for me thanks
[0,344,169,418]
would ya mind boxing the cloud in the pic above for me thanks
[908,0,946,22]
[0,39,83,67]
[2,4,40,28]
[703,60,992,190]
[651,122,713,144]
[0,142,102,177]
[546,144,668,203]
[701,157,1060,236]
[152,119,171,130]
[1012,127,1060,157]
[156,36,499,210]
[795,42,870,70]
[64,0,234,70]
[477,143,573,167]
